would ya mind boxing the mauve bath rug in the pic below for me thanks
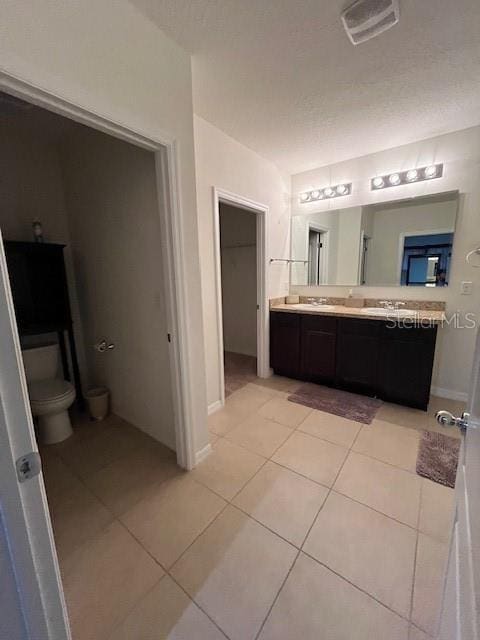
[416,430,460,488]
[288,383,382,424]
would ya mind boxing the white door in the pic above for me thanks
[438,328,480,640]
[0,231,70,639]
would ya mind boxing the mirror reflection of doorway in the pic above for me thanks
[401,232,453,286]
[308,228,325,285]
[360,235,370,285]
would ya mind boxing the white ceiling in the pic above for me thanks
[132,0,480,174]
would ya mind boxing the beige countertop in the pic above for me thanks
[270,303,445,324]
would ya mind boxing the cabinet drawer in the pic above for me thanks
[380,323,437,344]
[301,314,337,334]
[338,317,381,337]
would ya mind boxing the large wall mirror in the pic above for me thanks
[291,191,458,287]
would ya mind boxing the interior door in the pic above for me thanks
[438,327,480,640]
[0,231,70,640]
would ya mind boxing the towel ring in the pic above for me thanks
[466,247,480,267]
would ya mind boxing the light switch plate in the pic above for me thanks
[461,281,473,295]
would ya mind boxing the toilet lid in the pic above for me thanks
[29,379,74,403]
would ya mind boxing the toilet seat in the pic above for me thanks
[29,379,74,404]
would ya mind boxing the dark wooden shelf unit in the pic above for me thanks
[4,241,83,406]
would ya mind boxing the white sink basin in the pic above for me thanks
[359,307,414,317]
[292,304,336,311]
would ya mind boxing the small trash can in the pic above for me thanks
[84,386,109,421]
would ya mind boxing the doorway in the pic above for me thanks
[220,203,258,396]
[0,79,197,638]
[212,188,268,408]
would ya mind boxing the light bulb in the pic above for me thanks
[372,176,384,189]
[424,165,437,179]
[336,184,347,195]
[406,169,418,182]
[300,192,309,202]
[311,190,320,199]
[389,173,401,185]
[324,187,334,197]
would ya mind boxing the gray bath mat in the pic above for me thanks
[288,383,382,424]
[416,430,460,488]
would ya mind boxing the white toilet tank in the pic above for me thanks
[22,343,60,383]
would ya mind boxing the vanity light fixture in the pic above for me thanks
[299,182,352,203]
[389,173,401,186]
[371,163,443,190]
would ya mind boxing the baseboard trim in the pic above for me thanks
[431,386,468,402]
[208,400,223,415]
[195,443,212,465]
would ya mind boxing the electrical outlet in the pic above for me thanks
[461,281,473,295]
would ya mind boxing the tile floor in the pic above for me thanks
[224,351,257,396]
[40,380,461,640]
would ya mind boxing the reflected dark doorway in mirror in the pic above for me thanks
[401,233,453,286]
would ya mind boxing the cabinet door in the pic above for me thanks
[336,318,380,395]
[270,312,301,378]
[4,243,71,333]
[301,315,337,383]
[378,325,437,410]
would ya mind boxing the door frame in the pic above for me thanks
[0,70,198,637]
[212,187,268,409]
[396,228,454,285]
[307,223,330,285]
[0,71,196,471]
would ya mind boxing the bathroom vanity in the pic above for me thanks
[270,305,441,410]
[278,189,458,410]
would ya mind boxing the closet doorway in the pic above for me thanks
[212,189,268,407]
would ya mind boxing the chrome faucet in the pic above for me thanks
[379,300,395,310]
[379,300,407,311]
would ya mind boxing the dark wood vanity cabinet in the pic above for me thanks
[4,240,83,406]
[4,241,71,334]
[336,319,381,395]
[269,311,301,378]
[301,315,337,383]
[270,310,437,410]
[377,324,437,410]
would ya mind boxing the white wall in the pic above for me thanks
[194,115,291,407]
[291,126,480,400]
[61,127,175,449]
[365,197,457,285]
[220,203,257,357]
[0,0,208,454]
[335,207,362,285]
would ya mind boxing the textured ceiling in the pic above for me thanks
[132,0,480,173]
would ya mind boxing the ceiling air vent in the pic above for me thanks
[341,0,399,45]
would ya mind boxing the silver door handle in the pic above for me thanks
[94,339,115,353]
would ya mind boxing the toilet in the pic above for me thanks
[22,343,76,444]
